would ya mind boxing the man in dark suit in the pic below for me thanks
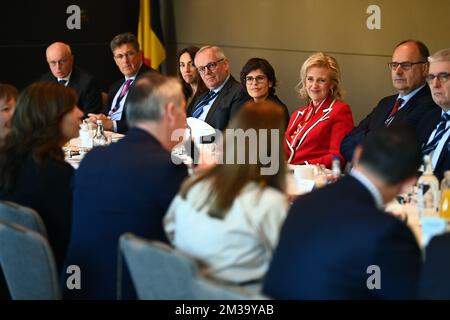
[87,33,155,134]
[63,73,188,300]
[416,48,450,181]
[188,45,251,131]
[418,233,450,299]
[341,40,440,162]
[41,42,103,116]
[264,125,422,299]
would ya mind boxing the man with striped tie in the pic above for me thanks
[187,46,250,131]
[417,48,450,181]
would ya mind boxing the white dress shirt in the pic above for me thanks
[197,75,230,121]
[109,76,135,132]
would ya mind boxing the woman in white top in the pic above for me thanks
[164,100,289,287]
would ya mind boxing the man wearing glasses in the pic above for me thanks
[87,33,155,134]
[41,42,103,116]
[188,45,250,131]
[416,48,450,181]
[341,40,440,163]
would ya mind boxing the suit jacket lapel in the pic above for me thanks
[187,90,209,117]
[67,68,80,92]
[393,86,430,120]
[290,99,335,152]
[204,77,234,124]
[434,129,450,170]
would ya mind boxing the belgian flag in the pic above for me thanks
[137,0,166,70]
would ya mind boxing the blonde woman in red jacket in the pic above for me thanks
[285,52,354,169]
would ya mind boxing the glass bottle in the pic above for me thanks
[92,120,108,147]
[79,120,93,148]
[440,171,450,220]
[417,155,440,217]
[313,165,328,188]
[332,155,341,181]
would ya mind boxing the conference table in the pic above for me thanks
[63,124,446,249]
[64,131,124,169]
[385,194,450,248]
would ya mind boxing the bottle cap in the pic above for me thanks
[96,120,103,125]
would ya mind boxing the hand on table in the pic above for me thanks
[86,113,114,131]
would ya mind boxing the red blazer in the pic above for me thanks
[284,97,354,168]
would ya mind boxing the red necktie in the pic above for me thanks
[385,98,404,126]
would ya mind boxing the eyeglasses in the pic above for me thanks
[245,75,267,84]
[388,61,427,71]
[197,59,224,74]
[114,51,137,61]
[426,72,450,83]
[48,59,69,67]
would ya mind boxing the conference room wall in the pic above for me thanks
[0,0,140,92]
[171,0,450,123]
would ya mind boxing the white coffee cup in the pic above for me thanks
[294,165,315,180]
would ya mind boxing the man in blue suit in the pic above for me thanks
[87,33,155,134]
[341,40,440,162]
[264,125,422,299]
[416,48,450,181]
[417,49,450,297]
[63,73,188,300]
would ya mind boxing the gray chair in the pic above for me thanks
[0,201,47,237]
[0,221,60,299]
[119,233,267,300]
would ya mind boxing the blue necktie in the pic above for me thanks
[192,90,219,118]
[422,113,450,156]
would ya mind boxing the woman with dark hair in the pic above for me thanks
[240,57,290,125]
[164,100,288,289]
[178,46,208,110]
[0,81,83,271]
[0,83,19,139]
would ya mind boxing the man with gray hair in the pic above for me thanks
[63,72,188,300]
[417,48,450,180]
[189,45,250,131]
[417,50,450,300]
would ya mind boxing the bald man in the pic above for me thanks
[40,42,103,115]
[340,40,440,163]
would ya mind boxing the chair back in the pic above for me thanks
[119,233,267,300]
[0,201,47,237]
[0,221,60,299]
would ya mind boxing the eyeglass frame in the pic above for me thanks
[387,61,427,71]
[113,51,138,61]
[245,75,268,84]
[425,72,450,83]
[196,58,225,74]
[47,59,70,67]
